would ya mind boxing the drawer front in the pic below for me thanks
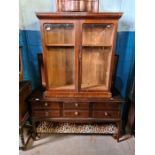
[33,110,60,118]
[63,110,89,118]
[93,102,119,110]
[92,111,119,119]
[32,102,60,110]
[63,102,89,110]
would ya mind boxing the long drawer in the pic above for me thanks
[92,111,119,119]
[33,110,60,118]
[31,101,60,110]
[63,102,89,110]
[93,102,120,110]
[63,110,89,118]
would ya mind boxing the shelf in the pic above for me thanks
[81,84,107,90]
[82,45,112,47]
[46,44,75,47]
[49,84,75,90]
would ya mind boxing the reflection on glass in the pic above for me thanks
[44,24,75,45]
[82,24,114,46]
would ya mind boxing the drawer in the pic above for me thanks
[92,111,119,119]
[32,102,60,110]
[63,110,89,118]
[63,102,89,110]
[93,102,119,110]
[33,110,60,118]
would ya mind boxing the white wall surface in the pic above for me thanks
[19,0,135,31]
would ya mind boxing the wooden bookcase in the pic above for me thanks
[29,12,124,142]
[37,12,122,98]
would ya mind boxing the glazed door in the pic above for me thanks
[42,21,78,91]
[80,21,117,91]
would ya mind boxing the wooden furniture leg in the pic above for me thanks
[32,121,37,140]
[19,127,25,150]
[116,121,122,142]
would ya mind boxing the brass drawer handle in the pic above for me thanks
[45,112,49,116]
[104,112,108,116]
[45,103,48,107]
[75,103,78,107]
[74,111,79,116]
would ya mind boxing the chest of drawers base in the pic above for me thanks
[29,92,124,142]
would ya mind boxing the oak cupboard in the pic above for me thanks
[36,12,122,98]
[30,12,124,142]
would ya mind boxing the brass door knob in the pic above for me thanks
[74,111,78,116]
[104,112,108,116]
[75,103,78,107]
[45,103,48,107]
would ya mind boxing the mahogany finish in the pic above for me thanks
[30,12,124,142]
[29,89,125,142]
[19,81,32,123]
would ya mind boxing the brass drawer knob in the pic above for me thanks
[45,112,49,116]
[75,103,78,107]
[74,111,78,116]
[104,112,108,116]
[45,103,48,107]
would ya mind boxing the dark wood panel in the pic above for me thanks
[44,91,112,98]
[63,110,89,118]
[33,117,121,123]
[92,111,119,118]
[33,110,60,118]
[19,81,32,123]
[93,102,120,110]
[31,101,60,110]
[63,102,89,110]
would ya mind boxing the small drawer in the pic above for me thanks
[33,110,60,118]
[92,111,119,119]
[31,102,60,110]
[63,102,89,110]
[93,102,119,110]
[63,110,89,118]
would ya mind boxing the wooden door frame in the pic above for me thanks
[78,19,118,92]
[40,20,78,92]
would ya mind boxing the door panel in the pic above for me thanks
[43,22,76,90]
[80,22,116,91]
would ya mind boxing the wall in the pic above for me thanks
[19,0,135,98]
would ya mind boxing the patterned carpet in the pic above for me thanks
[36,121,118,134]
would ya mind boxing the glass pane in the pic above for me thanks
[81,47,112,90]
[44,24,75,45]
[46,47,75,90]
[82,24,114,46]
